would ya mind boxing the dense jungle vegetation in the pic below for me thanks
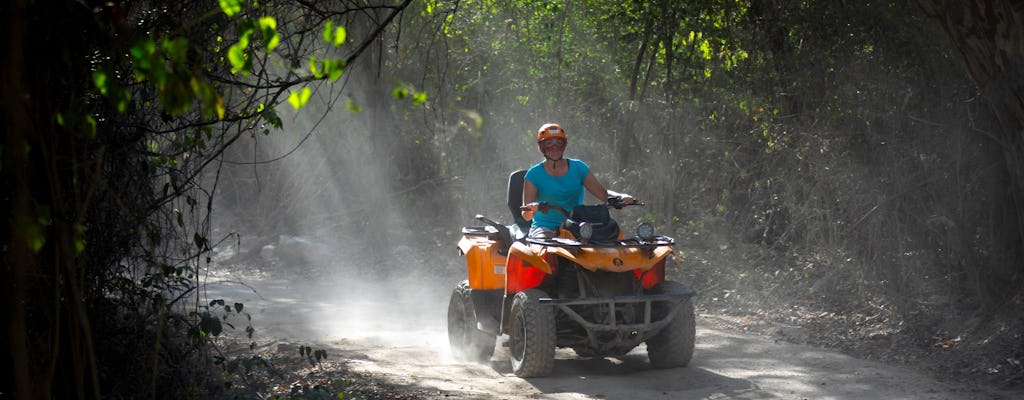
[3,0,1023,398]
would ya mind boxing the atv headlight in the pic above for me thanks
[637,223,655,240]
[578,222,594,241]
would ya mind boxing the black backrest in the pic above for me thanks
[507,170,531,231]
[569,204,611,224]
[568,204,620,242]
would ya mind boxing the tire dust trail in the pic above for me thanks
[204,269,1006,399]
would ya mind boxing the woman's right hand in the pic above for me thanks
[521,202,539,220]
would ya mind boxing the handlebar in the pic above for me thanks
[518,202,570,217]
[519,197,644,215]
[607,197,645,209]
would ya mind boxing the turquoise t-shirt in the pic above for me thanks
[525,159,590,229]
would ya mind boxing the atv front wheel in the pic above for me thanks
[645,281,696,368]
[508,289,556,377]
[447,281,496,363]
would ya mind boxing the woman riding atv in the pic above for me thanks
[448,124,696,377]
[520,123,635,238]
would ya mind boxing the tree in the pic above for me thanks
[1,0,415,398]
[917,0,1024,305]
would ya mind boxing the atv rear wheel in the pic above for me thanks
[447,281,496,363]
[508,289,556,377]
[645,281,696,368]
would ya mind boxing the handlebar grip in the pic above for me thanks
[608,197,645,208]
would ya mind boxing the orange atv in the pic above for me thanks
[447,170,696,377]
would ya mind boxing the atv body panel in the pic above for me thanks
[507,239,674,276]
[457,229,507,290]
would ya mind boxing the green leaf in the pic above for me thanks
[219,0,242,16]
[228,27,254,75]
[262,107,282,128]
[193,233,207,250]
[287,87,312,110]
[323,22,347,46]
[163,37,189,64]
[392,88,408,100]
[412,92,427,105]
[324,59,345,81]
[345,100,362,113]
[93,69,132,113]
[129,38,156,60]
[309,56,322,78]
[24,221,45,253]
[424,0,439,15]
[332,26,346,46]
[84,115,97,140]
[114,87,131,113]
[192,78,225,119]
[228,43,246,74]
[323,21,334,43]
[72,224,86,255]
[158,74,192,115]
[92,70,110,95]
[227,42,253,75]
[200,312,223,337]
[130,38,158,82]
[258,17,280,52]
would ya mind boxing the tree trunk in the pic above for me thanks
[917,0,1024,304]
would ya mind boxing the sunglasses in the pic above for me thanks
[540,138,566,148]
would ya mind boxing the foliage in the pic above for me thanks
[215,0,1023,354]
[393,0,1023,331]
[2,0,414,398]
[4,0,1024,398]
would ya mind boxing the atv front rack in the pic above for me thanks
[526,236,675,248]
[539,290,695,352]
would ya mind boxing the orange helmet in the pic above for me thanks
[537,123,567,143]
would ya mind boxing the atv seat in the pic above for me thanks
[507,170,531,238]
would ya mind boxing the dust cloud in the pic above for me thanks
[204,64,537,352]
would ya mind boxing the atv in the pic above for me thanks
[447,170,696,377]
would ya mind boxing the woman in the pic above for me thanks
[521,123,634,238]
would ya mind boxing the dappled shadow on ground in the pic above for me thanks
[522,357,768,399]
[681,245,1024,393]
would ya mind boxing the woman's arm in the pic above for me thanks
[582,171,609,200]
[522,179,539,220]
[583,171,634,203]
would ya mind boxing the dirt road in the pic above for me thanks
[205,269,1008,399]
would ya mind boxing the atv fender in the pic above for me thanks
[507,241,555,274]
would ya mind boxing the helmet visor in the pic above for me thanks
[540,138,566,149]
